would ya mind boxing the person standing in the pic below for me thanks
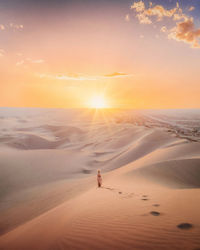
[97,170,102,187]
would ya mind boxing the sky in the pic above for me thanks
[0,0,200,109]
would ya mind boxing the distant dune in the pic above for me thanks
[0,108,200,249]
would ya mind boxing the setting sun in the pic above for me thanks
[88,95,108,109]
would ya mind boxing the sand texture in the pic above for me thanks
[0,108,200,250]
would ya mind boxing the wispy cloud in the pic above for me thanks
[160,26,167,33]
[38,72,132,81]
[103,72,131,78]
[9,23,23,30]
[30,59,45,64]
[0,24,5,31]
[188,6,195,12]
[16,60,25,66]
[0,23,23,31]
[130,1,200,48]
[125,14,130,22]
[0,49,5,57]
[16,58,45,66]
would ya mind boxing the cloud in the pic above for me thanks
[136,13,152,24]
[125,14,130,22]
[130,1,200,48]
[131,1,145,12]
[16,58,45,66]
[0,24,5,31]
[144,5,177,21]
[168,18,200,48]
[30,59,45,64]
[39,73,97,81]
[16,53,23,56]
[161,26,167,33]
[188,6,195,12]
[0,49,5,57]
[103,72,130,78]
[38,72,131,81]
[9,23,23,30]
[131,1,177,24]
[16,60,25,66]
[0,23,23,32]
[131,1,152,24]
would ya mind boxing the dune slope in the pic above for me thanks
[0,108,200,249]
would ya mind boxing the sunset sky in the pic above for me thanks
[1,0,200,109]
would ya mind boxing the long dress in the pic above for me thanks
[97,173,102,187]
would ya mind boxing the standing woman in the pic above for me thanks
[97,170,102,187]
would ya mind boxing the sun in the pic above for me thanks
[89,95,108,109]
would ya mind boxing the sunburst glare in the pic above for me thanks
[88,95,108,109]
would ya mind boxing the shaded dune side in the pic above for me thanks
[96,127,150,150]
[2,125,85,150]
[0,149,88,197]
[0,177,94,236]
[5,134,68,150]
[89,129,179,171]
[130,158,200,188]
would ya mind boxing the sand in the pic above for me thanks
[0,108,200,249]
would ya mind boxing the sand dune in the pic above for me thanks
[0,108,200,249]
[5,134,64,149]
[129,158,200,188]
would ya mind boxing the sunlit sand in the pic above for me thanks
[0,108,200,249]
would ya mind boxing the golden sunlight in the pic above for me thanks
[88,95,108,109]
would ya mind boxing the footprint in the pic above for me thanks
[122,193,134,199]
[141,213,149,216]
[103,186,115,191]
[103,186,123,196]
[150,211,160,216]
[103,187,134,200]
[177,223,193,230]
[153,204,160,207]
